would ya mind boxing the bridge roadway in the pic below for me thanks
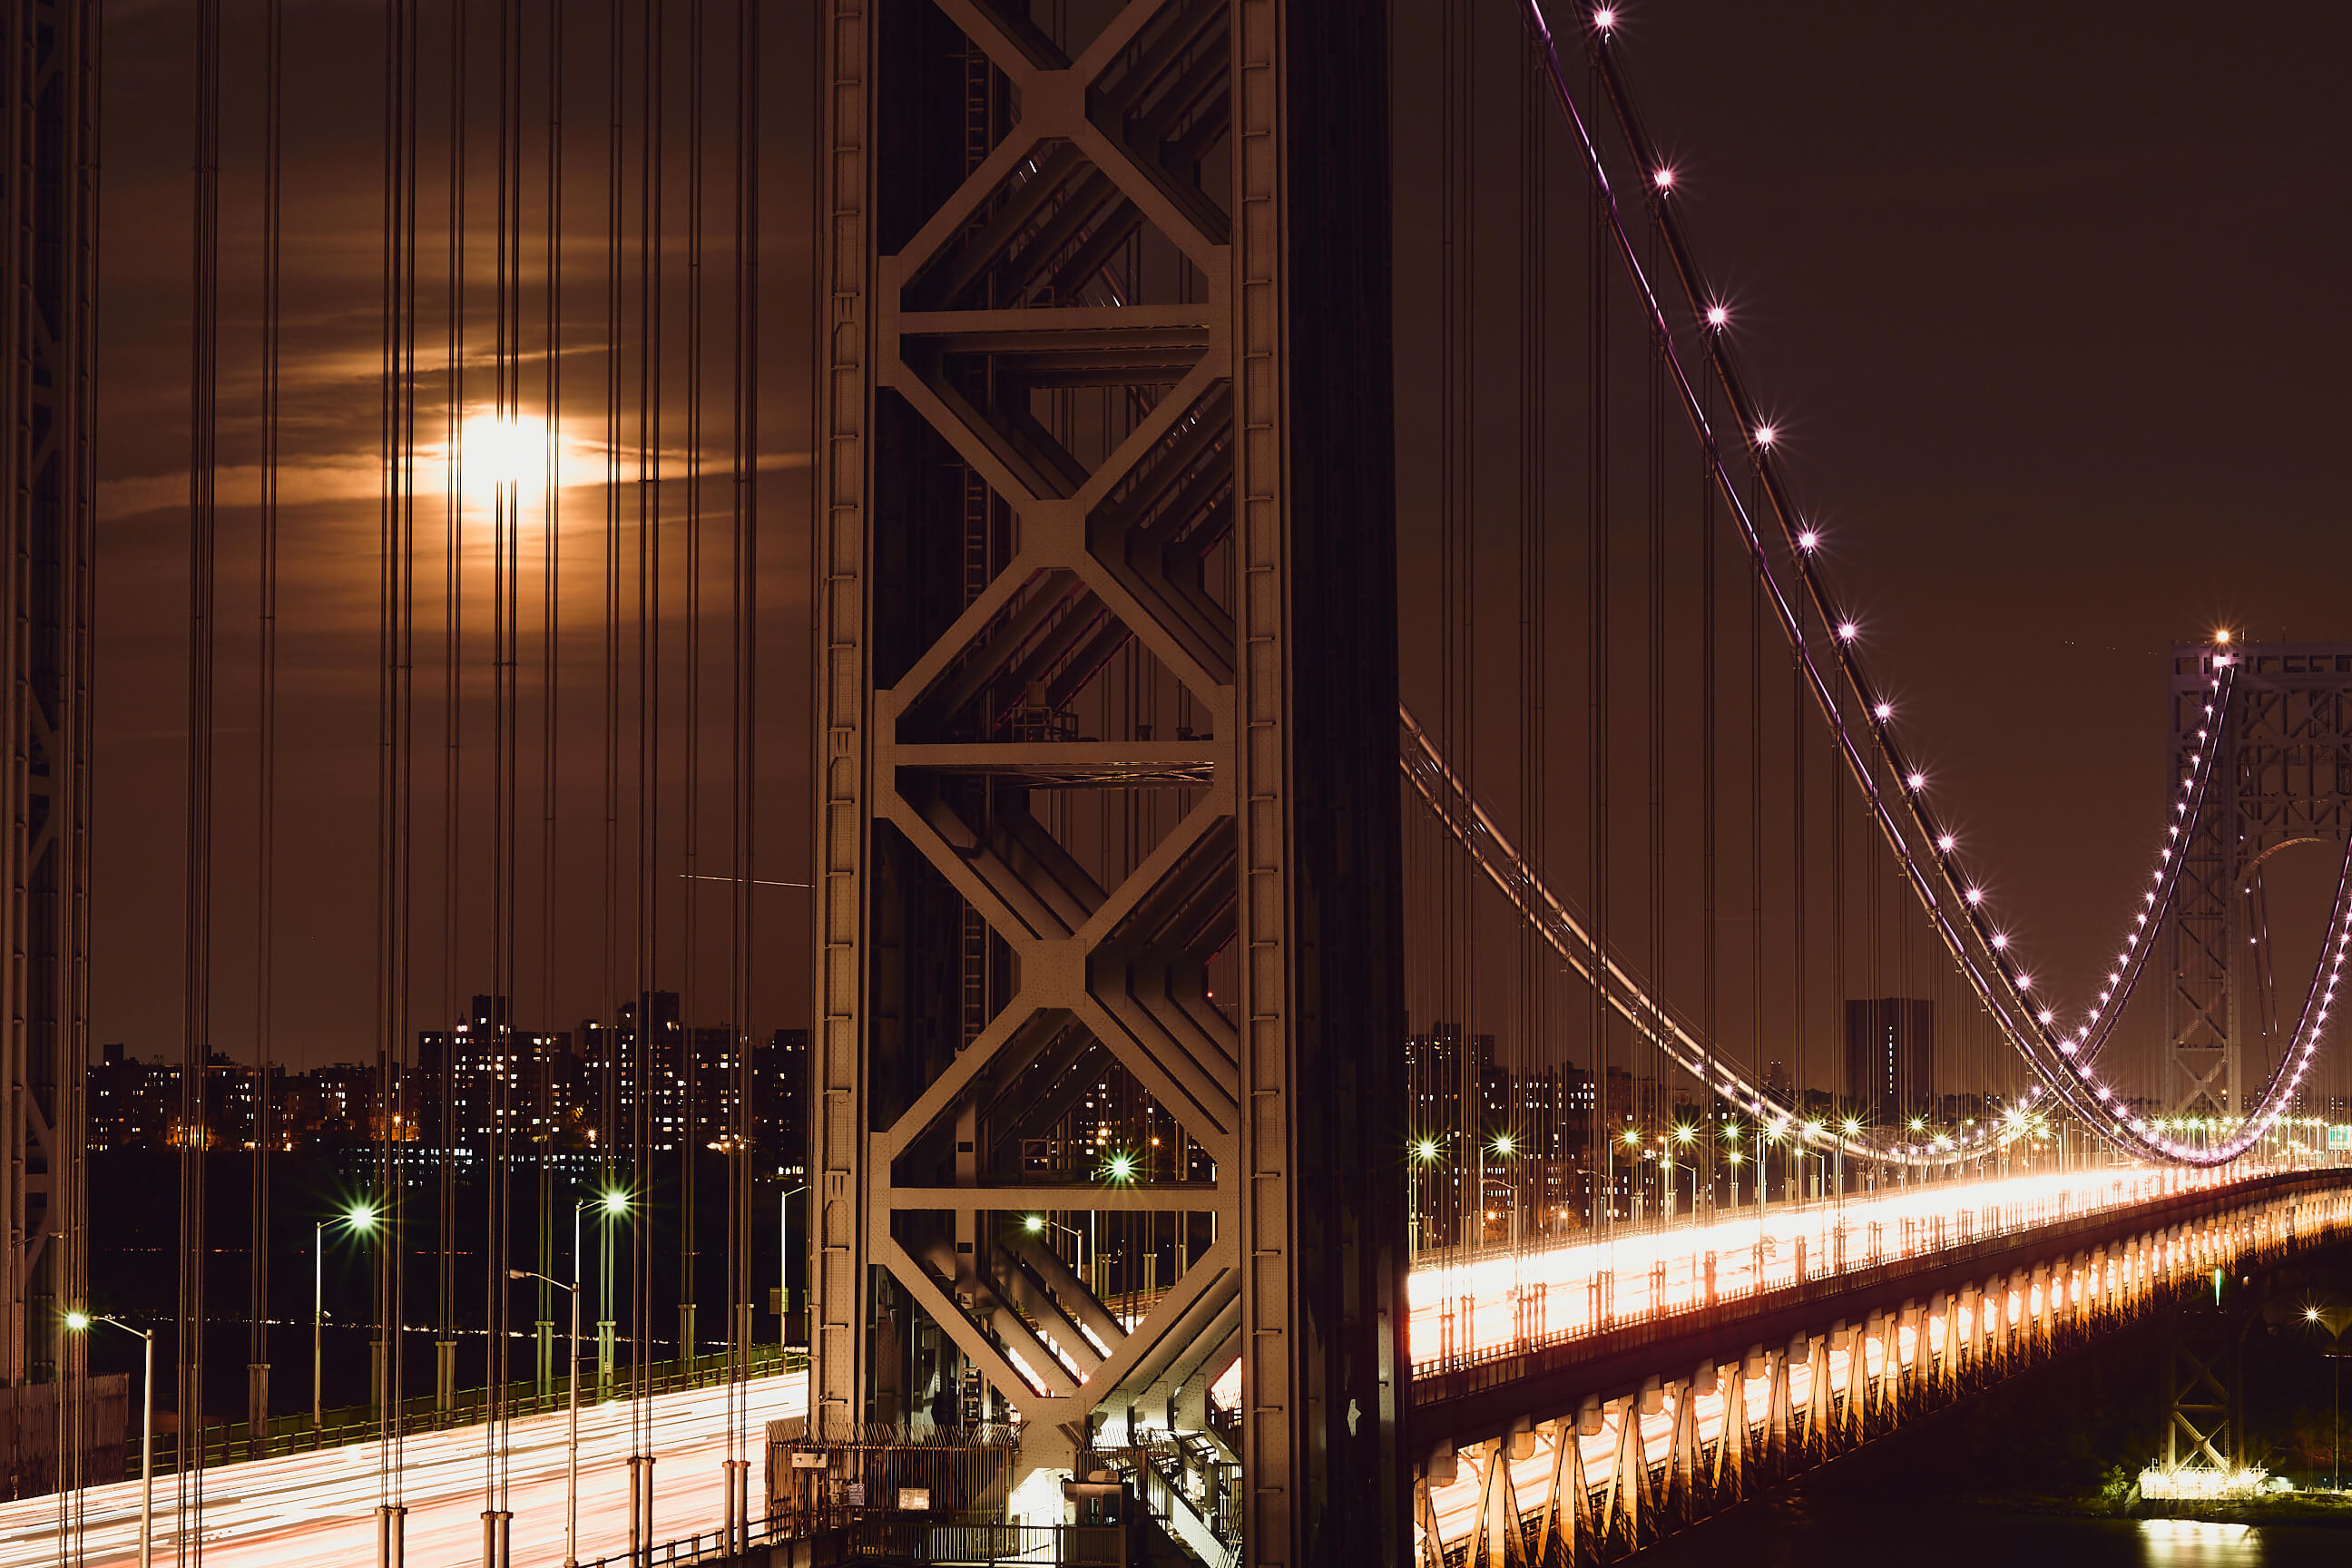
[1406,1162,2237,1373]
[0,1373,802,1568]
[2,1165,2337,1567]
[1407,1164,2352,1563]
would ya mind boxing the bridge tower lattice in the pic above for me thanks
[811,2,1408,1560]
[2167,642,2352,1120]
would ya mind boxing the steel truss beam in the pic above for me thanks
[2165,642,2352,1119]
[1,0,92,1400]
[1416,1178,2352,1564]
[0,0,94,1505]
[813,3,1405,1559]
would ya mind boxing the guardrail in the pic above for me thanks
[580,1514,1130,1568]
[153,1344,795,1472]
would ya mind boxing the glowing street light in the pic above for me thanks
[315,1201,377,1430]
[578,1191,632,1398]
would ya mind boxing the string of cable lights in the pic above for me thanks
[1516,0,2334,1168]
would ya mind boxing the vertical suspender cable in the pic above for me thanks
[378,0,421,1553]
[1743,406,1766,1183]
[250,0,284,1461]
[181,0,221,1554]
[1644,207,1667,1207]
[726,0,760,1535]
[1696,305,1718,1216]
[1455,6,1479,1247]
[600,0,623,1414]
[681,0,703,1390]
[632,0,663,1539]
[536,0,564,1404]
[438,0,467,1423]
[1788,528,1807,1196]
[1514,46,1545,1250]
[1585,50,1610,1232]
[1829,675,1848,1139]
[482,0,521,1552]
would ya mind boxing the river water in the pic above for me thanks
[1641,1500,2347,1568]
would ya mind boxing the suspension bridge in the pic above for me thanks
[0,1,2347,1566]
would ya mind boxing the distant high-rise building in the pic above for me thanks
[1844,998,1934,1126]
[769,1029,808,1181]
[89,1046,172,1152]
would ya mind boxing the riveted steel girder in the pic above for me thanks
[812,3,1405,1560]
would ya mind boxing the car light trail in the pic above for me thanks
[1406,1161,2256,1372]
[0,1374,804,1568]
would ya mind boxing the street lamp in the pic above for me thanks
[1407,1139,1441,1256]
[1837,1117,1860,1207]
[1620,1127,1641,1228]
[1486,1132,1518,1252]
[1671,1125,1696,1222]
[316,1203,377,1429]
[512,1269,583,1566]
[1024,1212,1089,1295]
[68,1310,152,1568]
[580,1190,630,1397]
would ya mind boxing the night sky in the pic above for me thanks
[86,4,2352,1108]
[1611,3,2352,1101]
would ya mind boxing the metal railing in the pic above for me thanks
[152,1344,794,1472]
[581,1514,1129,1568]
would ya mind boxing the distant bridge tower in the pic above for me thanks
[0,0,95,1443]
[812,2,1406,1562]
[2166,642,2352,1120]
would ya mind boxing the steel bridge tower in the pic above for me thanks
[2166,641,2352,1122]
[812,1,1407,1560]
[0,0,94,1475]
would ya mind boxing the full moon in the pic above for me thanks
[459,412,550,505]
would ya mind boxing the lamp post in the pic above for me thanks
[578,1189,628,1397]
[1671,1125,1696,1223]
[1407,1139,1440,1258]
[1487,1132,1518,1255]
[514,1269,582,1565]
[316,1203,378,1430]
[1837,1118,1860,1214]
[1022,1213,1087,1308]
[1619,1128,1640,1230]
[68,1311,152,1568]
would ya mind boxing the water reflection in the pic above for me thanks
[1642,1504,2347,1568]
[2139,1518,2262,1565]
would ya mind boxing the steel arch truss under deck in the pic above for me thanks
[813,2,1407,1560]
